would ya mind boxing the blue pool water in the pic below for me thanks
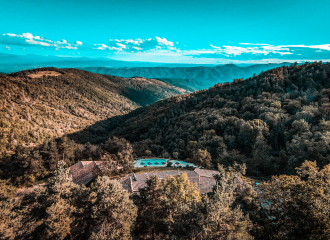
[133,159,198,168]
[135,159,168,167]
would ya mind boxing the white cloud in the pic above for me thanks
[183,42,330,63]
[210,44,293,56]
[132,46,143,50]
[206,43,330,57]
[94,44,109,50]
[239,43,269,45]
[116,43,127,49]
[100,37,176,52]
[0,32,83,50]
[238,43,330,54]
[155,36,174,46]
[5,46,10,50]
[21,33,33,39]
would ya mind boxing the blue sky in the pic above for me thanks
[1,0,330,64]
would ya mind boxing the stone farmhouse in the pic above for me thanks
[119,168,220,194]
[70,161,220,194]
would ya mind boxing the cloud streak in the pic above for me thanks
[183,43,330,62]
[0,32,329,63]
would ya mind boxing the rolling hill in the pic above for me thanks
[0,67,188,157]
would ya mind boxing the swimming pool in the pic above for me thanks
[133,159,198,168]
[134,159,168,168]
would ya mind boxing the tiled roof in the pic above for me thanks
[69,161,101,185]
[119,169,219,194]
[199,176,217,194]
[131,181,148,192]
[69,161,118,185]
[194,168,219,178]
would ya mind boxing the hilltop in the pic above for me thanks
[0,67,187,157]
[71,62,330,176]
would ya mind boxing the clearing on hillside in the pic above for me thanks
[28,71,62,78]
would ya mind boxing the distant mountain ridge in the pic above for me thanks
[0,53,217,73]
[82,63,291,88]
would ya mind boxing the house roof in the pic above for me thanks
[69,161,118,185]
[194,168,219,178]
[119,168,220,194]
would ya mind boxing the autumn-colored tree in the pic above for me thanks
[196,164,254,240]
[259,160,330,240]
[162,173,202,238]
[134,173,202,239]
[192,149,213,168]
[89,176,137,240]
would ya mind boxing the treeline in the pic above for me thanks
[72,62,330,176]
[1,160,329,239]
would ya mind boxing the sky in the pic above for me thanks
[1,0,330,64]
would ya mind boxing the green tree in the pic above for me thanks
[103,137,134,171]
[252,133,272,175]
[134,175,167,240]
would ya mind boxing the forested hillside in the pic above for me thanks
[0,67,186,158]
[2,62,330,240]
[103,75,190,106]
[73,62,330,176]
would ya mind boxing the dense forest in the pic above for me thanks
[1,158,329,239]
[1,62,330,239]
[0,67,188,158]
[72,62,330,176]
